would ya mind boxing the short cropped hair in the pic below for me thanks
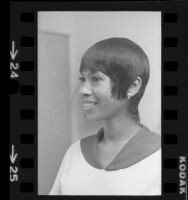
[80,38,150,123]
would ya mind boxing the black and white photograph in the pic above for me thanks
[38,11,161,196]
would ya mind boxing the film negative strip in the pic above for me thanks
[10,1,188,200]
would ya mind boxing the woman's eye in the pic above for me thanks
[92,77,100,82]
[78,77,85,82]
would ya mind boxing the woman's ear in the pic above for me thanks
[127,76,142,99]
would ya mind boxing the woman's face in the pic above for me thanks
[79,70,127,121]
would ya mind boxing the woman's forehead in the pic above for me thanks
[80,59,107,74]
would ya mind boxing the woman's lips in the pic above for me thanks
[83,101,98,110]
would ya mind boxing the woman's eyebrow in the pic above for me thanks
[91,71,102,75]
[80,71,97,77]
[90,73,103,78]
[92,71,106,77]
[80,71,104,78]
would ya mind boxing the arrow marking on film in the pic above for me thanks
[10,41,19,60]
[10,145,18,164]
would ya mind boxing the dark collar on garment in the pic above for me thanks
[80,125,161,171]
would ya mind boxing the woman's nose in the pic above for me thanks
[79,83,92,96]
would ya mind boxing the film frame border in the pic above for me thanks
[9,1,188,200]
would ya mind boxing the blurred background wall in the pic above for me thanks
[38,11,161,195]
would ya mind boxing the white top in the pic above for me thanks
[49,140,161,195]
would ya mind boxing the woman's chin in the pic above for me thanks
[85,113,104,121]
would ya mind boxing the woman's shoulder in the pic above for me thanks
[80,128,103,150]
[65,129,101,158]
[140,125,161,145]
[66,140,81,155]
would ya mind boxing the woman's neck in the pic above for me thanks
[102,112,141,145]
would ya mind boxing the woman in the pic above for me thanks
[49,38,161,195]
